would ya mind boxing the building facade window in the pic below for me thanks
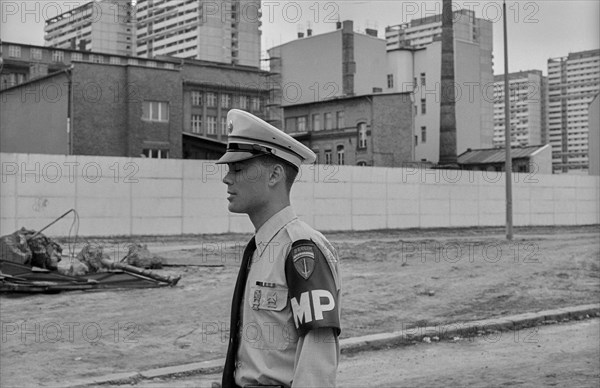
[221,94,231,108]
[142,101,169,122]
[297,116,307,131]
[324,112,333,130]
[146,61,157,67]
[336,111,344,129]
[191,91,202,106]
[206,92,217,107]
[110,56,121,64]
[421,126,427,143]
[357,161,367,166]
[420,72,426,86]
[220,116,227,134]
[251,97,260,111]
[206,116,217,134]
[285,117,295,132]
[52,50,64,62]
[191,114,202,133]
[71,52,83,61]
[312,114,320,131]
[358,123,368,149]
[91,55,104,63]
[324,149,332,164]
[337,145,345,165]
[421,98,426,114]
[30,48,42,60]
[128,58,138,65]
[239,95,248,109]
[387,74,394,88]
[8,45,21,58]
[142,149,169,159]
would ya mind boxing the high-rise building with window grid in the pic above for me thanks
[44,0,261,67]
[547,49,600,174]
[44,0,135,56]
[135,0,260,66]
[492,70,547,148]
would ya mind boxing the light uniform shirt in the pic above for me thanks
[235,206,341,387]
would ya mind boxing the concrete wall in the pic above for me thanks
[1,153,598,237]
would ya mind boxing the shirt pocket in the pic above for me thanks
[245,284,296,350]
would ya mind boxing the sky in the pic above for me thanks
[1,0,598,75]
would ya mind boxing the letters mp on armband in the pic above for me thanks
[290,289,336,328]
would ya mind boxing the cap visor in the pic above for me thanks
[215,151,258,164]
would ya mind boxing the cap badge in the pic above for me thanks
[228,120,234,133]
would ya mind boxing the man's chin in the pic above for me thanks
[227,203,244,213]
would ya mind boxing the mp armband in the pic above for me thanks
[285,240,341,337]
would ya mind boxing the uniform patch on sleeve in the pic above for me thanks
[292,245,316,280]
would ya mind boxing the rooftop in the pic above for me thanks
[458,145,549,165]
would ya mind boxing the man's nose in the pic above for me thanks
[222,171,233,185]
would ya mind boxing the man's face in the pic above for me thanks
[222,158,271,214]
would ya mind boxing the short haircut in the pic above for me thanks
[256,155,298,191]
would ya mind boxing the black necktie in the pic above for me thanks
[222,237,256,388]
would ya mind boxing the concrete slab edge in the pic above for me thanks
[64,303,600,387]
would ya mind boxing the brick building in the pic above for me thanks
[0,42,269,159]
[283,93,413,167]
[1,62,183,158]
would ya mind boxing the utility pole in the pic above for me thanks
[503,0,514,240]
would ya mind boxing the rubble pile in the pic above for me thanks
[1,229,181,292]
[0,228,62,270]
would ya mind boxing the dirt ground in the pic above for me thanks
[128,319,600,387]
[0,225,598,387]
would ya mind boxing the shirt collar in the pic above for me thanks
[255,206,297,256]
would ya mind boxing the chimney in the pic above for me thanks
[297,32,304,38]
[307,28,312,36]
[336,21,342,29]
[438,0,458,166]
[342,20,353,33]
[342,20,355,96]
[365,28,378,37]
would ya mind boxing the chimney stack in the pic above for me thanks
[297,32,304,38]
[307,28,312,36]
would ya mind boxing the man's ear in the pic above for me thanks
[268,163,286,187]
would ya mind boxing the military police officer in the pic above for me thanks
[218,109,341,388]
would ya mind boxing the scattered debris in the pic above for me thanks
[0,221,181,293]
[0,228,62,270]
[122,243,163,269]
